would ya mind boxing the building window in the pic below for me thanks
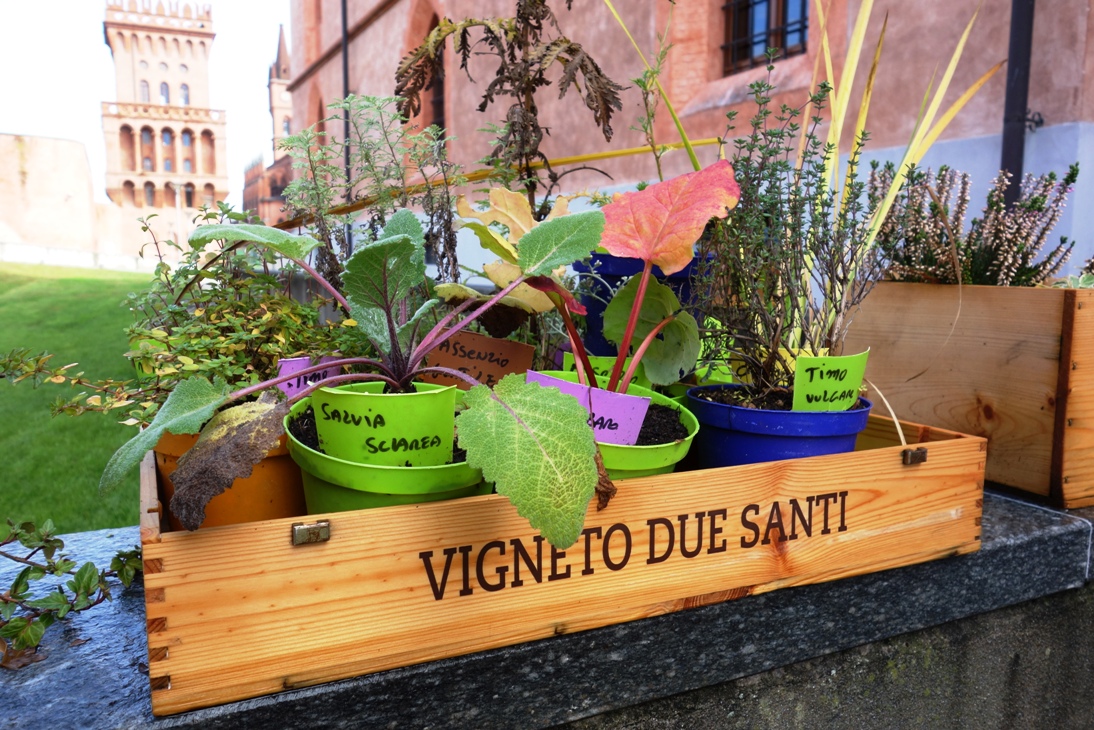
[181,130,192,147]
[180,64,188,73]
[203,183,216,206]
[139,80,150,102]
[144,182,156,207]
[162,130,173,146]
[282,116,291,135]
[160,82,170,105]
[164,159,173,172]
[183,158,192,173]
[159,62,168,71]
[143,156,153,171]
[181,83,190,106]
[141,128,152,145]
[184,183,195,208]
[723,0,808,75]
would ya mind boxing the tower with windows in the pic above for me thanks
[101,0,229,214]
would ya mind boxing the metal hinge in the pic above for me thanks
[291,520,331,546]
[901,447,928,465]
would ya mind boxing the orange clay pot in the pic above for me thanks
[154,432,307,531]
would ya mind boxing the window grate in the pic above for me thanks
[722,0,809,75]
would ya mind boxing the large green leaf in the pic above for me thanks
[604,278,700,385]
[377,209,427,271]
[343,237,422,355]
[170,393,289,531]
[458,375,598,548]
[516,210,605,276]
[98,377,231,495]
[188,224,321,262]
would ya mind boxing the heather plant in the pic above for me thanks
[872,163,1079,286]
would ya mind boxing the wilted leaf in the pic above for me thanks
[604,278,699,385]
[483,261,559,313]
[1,640,46,669]
[433,283,534,338]
[458,376,598,548]
[524,276,587,316]
[170,392,290,531]
[99,377,231,495]
[188,224,321,263]
[601,160,739,275]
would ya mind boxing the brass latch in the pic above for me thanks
[291,520,331,546]
[901,447,928,465]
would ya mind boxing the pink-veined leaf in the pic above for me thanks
[600,160,740,275]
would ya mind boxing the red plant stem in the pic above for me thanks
[227,357,393,402]
[554,297,599,389]
[407,277,525,372]
[415,296,478,355]
[291,372,401,401]
[607,260,653,392]
[619,316,673,395]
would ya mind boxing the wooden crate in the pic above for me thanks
[140,415,985,716]
[844,282,1094,507]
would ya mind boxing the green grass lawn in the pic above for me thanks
[0,263,150,533]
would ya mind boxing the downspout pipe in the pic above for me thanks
[342,0,354,252]
[1001,0,1036,208]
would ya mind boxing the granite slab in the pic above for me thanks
[1,492,1090,730]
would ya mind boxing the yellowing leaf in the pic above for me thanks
[177,356,195,366]
[342,318,358,327]
[484,261,557,313]
[457,190,535,245]
[600,160,740,276]
[85,396,102,407]
[48,375,66,384]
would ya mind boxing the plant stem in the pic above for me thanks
[619,316,673,395]
[554,297,599,389]
[226,357,392,402]
[607,260,653,392]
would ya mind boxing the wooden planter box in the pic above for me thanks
[139,415,985,716]
[844,282,1094,507]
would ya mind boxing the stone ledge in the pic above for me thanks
[1,491,1089,730]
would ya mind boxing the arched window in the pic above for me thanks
[203,183,216,206]
[181,130,192,147]
[141,128,152,145]
[143,157,153,171]
[122,181,136,206]
[184,183,195,208]
[139,126,155,171]
[420,15,446,131]
[180,84,190,106]
[119,125,136,171]
[139,80,150,103]
[144,182,156,207]
[161,129,173,146]
[200,130,215,174]
[159,82,170,105]
[282,116,291,135]
[164,182,177,207]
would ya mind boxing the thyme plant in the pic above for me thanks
[695,73,887,395]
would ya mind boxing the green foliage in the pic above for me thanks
[874,163,1079,287]
[603,278,699,386]
[280,95,465,283]
[516,210,606,277]
[1055,273,1094,289]
[695,66,886,393]
[458,375,598,549]
[1,519,140,660]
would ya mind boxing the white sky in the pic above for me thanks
[0,0,292,208]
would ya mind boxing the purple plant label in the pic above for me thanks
[525,371,651,446]
[276,356,339,396]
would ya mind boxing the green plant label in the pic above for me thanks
[561,353,652,390]
[422,331,535,389]
[792,350,869,412]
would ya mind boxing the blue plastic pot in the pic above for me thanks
[685,384,873,469]
[573,253,704,356]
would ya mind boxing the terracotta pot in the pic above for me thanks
[154,432,307,530]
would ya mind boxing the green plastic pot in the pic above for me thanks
[311,381,457,467]
[539,371,700,480]
[284,398,489,513]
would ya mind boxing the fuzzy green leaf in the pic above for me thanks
[516,210,605,276]
[604,278,700,385]
[378,209,427,270]
[458,375,598,548]
[170,393,290,531]
[462,221,519,264]
[343,237,423,355]
[98,377,231,495]
[188,224,321,262]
